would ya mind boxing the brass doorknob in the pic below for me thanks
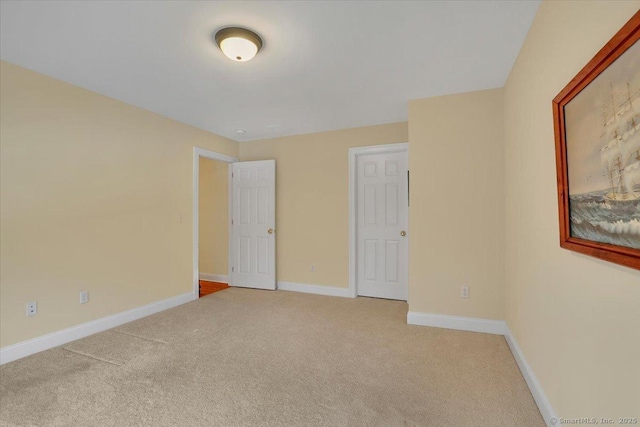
[400,231,406,237]
[268,228,274,234]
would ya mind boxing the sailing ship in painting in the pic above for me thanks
[569,79,640,250]
[600,82,640,202]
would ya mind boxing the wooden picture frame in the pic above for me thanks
[553,10,640,270]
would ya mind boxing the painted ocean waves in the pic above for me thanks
[569,189,640,249]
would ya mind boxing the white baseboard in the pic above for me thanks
[407,311,506,335]
[0,292,196,365]
[505,326,560,427]
[199,273,229,283]
[277,281,354,298]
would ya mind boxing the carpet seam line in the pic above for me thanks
[62,348,123,366]
[111,329,167,344]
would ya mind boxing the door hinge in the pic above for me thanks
[232,267,234,272]
[231,219,234,225]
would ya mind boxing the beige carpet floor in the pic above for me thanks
[0,288,544,426]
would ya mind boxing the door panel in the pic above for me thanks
[364,239,377,280]
[231,160,276,290]
[385,240,399,282]
[238,237,251,273]
[357,150,408,300]
[386,183,399,225]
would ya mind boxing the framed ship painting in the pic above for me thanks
[553,10,640,270]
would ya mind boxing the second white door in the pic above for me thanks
[357,149,408,300]
[231,160,276,290]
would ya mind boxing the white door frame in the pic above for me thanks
[192,147,238,298]
[348,142,409,299]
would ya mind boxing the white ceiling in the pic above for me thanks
[0,1,540,142]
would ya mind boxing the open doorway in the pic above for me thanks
[193,148,277,298]
[192,147,237,298]
[199,156,231,297]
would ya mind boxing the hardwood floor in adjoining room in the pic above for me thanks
[199,280,229,297]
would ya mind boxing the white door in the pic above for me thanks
[357,150,408,300]
[230,160,276,290]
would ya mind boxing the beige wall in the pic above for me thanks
[408,89,505,320]
[504,0,640,418]
[239,123,408,288]
[0,61,238,347]
[198,158,229,276]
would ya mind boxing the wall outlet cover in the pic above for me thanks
[26,301,37,316]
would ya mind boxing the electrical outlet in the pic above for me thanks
[461,286,469,298]
[26,301,37,316]
[80,291,89,304]
[311,264,316,272]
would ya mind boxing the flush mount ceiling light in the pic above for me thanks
[214,27,263,62]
